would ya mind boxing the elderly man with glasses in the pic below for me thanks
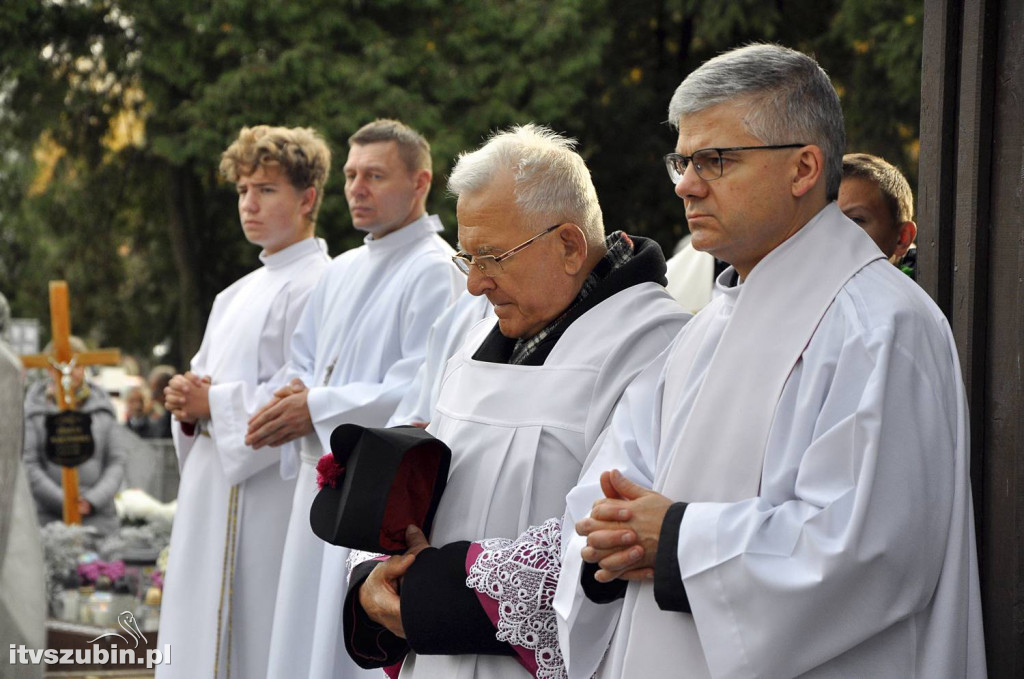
[343,124,688,678]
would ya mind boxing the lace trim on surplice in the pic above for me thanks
[466,518,567,679]
[346,548,385,576]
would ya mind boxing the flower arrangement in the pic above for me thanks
[151,570,164,591]
[76,559,128,591]
[40,522,97,612]
[37,487,176,626]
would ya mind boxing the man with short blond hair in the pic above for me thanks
[254,118,462,679]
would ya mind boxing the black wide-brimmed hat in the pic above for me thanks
[309,424,451,554]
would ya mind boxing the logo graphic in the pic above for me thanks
[9,620,171,669]
[86,611,148,648]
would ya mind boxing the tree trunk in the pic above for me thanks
[165,164,203,366]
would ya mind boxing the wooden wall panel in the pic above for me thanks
[921,0,1024,675]
[981,0,1024,674]
[918,0,961,314]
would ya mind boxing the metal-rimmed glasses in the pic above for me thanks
[664,144,806,183]
[452,223,564,276]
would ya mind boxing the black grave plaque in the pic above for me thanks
[45,411,95,467]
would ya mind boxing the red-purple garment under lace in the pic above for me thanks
[465,518,567,679]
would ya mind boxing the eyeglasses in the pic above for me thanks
[452,223,563,276]
[664,144,806,183]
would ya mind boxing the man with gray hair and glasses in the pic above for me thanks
[343,124,688,678]
[559,43,986,678]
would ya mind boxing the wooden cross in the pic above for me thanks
[21,281,121,525]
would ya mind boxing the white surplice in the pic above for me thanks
[156,237,330,679]
[266,215,462,679]
[556,204,986,679]
[387,289,494,427]
[399,281,688,679]
[665,235,714,314]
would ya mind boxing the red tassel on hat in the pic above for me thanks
[316,454,345,490]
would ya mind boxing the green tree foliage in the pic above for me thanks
[0,0,161,353]
[826,0,924,185]
[576,0,922,251]
[0,0,922,367]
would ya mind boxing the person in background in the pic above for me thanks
[124,384,157,438]
[147,367,174,438]
[22,335,127,535]
[839,152,918,277]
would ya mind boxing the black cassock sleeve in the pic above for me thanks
[581,561,629,603]
[653,502,691,613]
[401,541,516,657]
[343,542,515,669]
[344,559,410,669]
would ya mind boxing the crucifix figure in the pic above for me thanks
[21,281,121,524]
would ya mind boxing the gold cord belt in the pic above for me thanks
[213,484,240,678]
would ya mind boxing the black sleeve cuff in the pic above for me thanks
[581,561,629,603]
[401,541,515,657]
[343,559,410,669]
[654,502,691,612]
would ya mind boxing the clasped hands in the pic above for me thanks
[167,373,314,448]
[576,469,672,583]
[245,377,314,449]
[165,372,211,424]
[359,525,431,638]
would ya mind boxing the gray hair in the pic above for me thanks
[448,124,605,245]
[668,43,845,200]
